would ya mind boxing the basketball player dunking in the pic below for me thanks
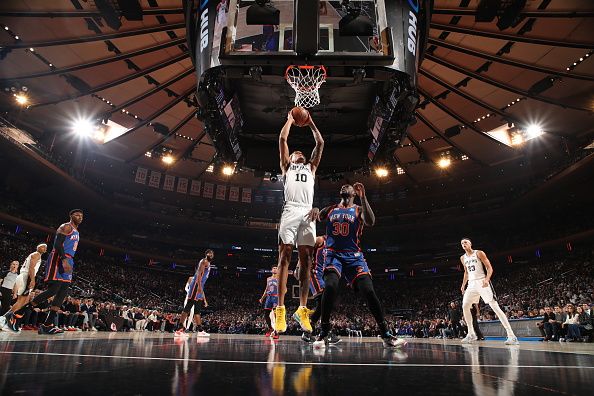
[459,238,519,345]
[274,111,324,334]
[259,265,279,339]
[0,243,47,332]
[175,249,214,338]
[5,210,83,335]
[312,183,406,348]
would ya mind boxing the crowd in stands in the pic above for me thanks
[1,223,593,341]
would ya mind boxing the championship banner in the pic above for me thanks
[241,188,252,203]
[216,184,226,200]
[177,178,188,194]
[148,171,161,188]
[190,180,201,196]
[163,175,175,191]
[203,182,214,198]
[134,167,148,184]
[229,186,239,202]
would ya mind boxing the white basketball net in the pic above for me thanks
[285,65,327,108]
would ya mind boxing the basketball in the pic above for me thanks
[290,106,310,127]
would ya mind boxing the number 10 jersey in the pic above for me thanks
[283,163,314,207]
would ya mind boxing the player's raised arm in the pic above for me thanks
[279,112,294,174]
[353,183,375,227]
[307,117,324,175]
[477,250,493,286]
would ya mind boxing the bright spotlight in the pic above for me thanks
[15,94,28,105]
[222,165,235,176]
[72,118,96,137]
[162,155,174,165]
[375,167,389,178]
[526,124,543,138]
[438,157,451,169]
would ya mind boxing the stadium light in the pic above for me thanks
[438,157,451,169]
[525,124,543,139]
[375,167,389,178]
[162,154,174,165]
[222,165,235,176]
[72,118,96,137]
[14,94,28,106]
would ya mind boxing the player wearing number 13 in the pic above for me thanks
[274,111,324,334]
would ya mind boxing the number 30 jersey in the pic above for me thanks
[463,250,487,281]
[324,205,363,252]
[283,163,314,207]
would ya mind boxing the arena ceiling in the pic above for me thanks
[0,0,593,187]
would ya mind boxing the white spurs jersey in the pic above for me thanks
[463,250,487,281]
[283,163,315,207]
[20,251,41,277]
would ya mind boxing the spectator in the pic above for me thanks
[562,304,580,342]
[447,302,463,338]
[539,306,556,341]
[0,261,19,315]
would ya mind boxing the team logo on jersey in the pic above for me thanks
[356,266,364,273]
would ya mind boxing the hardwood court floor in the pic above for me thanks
[1,332,593,395]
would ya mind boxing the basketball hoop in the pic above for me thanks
[285,65,327,108]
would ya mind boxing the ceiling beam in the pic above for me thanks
[108,68,194,115]
[419,68,517,122]
[425,54,593,113]
[111,87,195,142]
[430,22,594,50]
[391,152,418,183]
[428,37,594,82]
[127,110,198,162]
[0,8,184,18]
[415,111,487,166]
[173,129,209,167]
[417,87,513,148]
[432,9,594,18]
[28,53,188,108]
[0,38,186,82]
[2,23,185,49]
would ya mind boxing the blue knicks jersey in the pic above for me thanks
[266,277,278,296]
[325,205,362,252]
[56,223,80,257]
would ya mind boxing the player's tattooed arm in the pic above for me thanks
[354,183,375,227]
[308,118,324,174]
[279,112,294,174]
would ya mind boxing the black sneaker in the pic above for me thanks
[301,332,314,343]
[327,331,341,345]
[38,325,64,335]
[3,312,20,333]
[313,331,328,349]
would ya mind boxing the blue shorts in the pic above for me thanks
[309,264,325,297]
[44,251,74,283]
[264,296,278,310]
[324,250,371,285]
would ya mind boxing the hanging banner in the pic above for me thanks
[216,184,226,200]
[229,186,240,202]
[135,167,148,184]
[148,171,161,188]
[203,182,214,198]
[190,180,201,196]
[241,188,252,203]
[177,178,188,194]
[163,175,175,191]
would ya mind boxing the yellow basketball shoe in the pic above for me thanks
[292,306,313,333]
[274,306,287,333]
